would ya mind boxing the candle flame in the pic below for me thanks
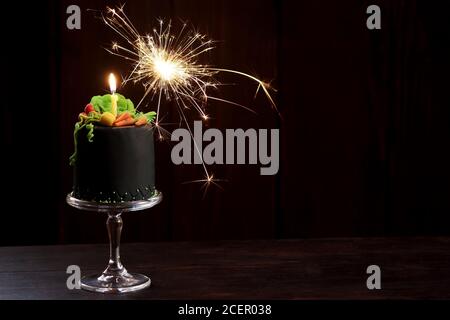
[109,73,117,94]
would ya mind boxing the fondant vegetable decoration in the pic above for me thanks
[115,118,136,127]
[90,94,135,116]
[114,112,131,124]
[69,111,101,166]
[79,112,88,120]
[69,93,157,166]
[135,116,148,126]
[84,103,95,114]
[100,112,116,126]
[114,112,135,127]
[135,111,157,126]
[144,111,157,123]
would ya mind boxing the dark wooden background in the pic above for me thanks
[2,0,450,246]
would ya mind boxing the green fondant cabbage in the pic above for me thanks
[90,94,136,116]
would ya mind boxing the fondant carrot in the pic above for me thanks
[114,112,131,124]
[114,117,136,127]
[135,116,148,126]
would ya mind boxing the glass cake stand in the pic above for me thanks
[66,191,162,293]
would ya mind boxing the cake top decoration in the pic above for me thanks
[69,73,156,166]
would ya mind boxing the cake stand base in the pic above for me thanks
[81,271,151,293]
[66,191,162,294]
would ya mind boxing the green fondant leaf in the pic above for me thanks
[90,95,104,113]
[145,111,157,123]
[126,99,135,113]
[116,94,127,113]
[101,94,113,113]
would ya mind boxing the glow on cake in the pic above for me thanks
[103,5,277,190]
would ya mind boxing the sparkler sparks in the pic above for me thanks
[102,6,276,190]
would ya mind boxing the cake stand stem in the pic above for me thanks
[106,212,124,273]
[78,209,152,293]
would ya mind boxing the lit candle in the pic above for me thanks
[109,73,118,117]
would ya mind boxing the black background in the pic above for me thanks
[2,0,450,246]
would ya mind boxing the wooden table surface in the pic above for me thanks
[0,237,449,300]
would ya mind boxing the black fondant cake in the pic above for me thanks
[73,125,155,202]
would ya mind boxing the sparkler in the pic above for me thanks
[102,5,276,190]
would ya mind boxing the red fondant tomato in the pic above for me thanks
[84,104,95,114]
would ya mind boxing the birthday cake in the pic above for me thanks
[70,87,157,203]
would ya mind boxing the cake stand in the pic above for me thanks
[66,191,162,293]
